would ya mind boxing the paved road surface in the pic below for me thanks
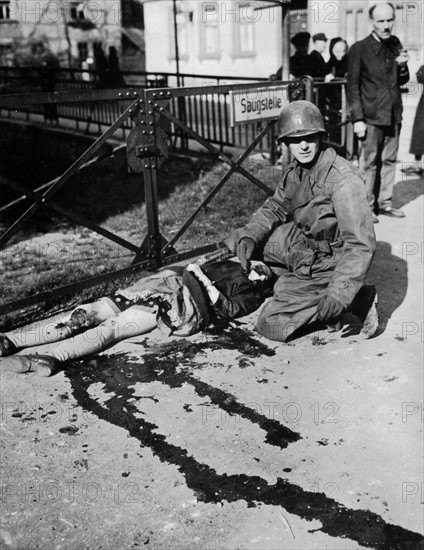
[0,91,423,550]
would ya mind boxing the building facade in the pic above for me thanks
[0,0,145,70]
[309,0,423,73]
[143,0,423,81]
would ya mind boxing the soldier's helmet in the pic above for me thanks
[277,100,327,142]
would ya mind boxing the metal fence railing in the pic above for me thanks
[0,66,356,158]
[0,65,270,141]
[0,77,360,316]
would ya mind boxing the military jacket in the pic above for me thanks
[241,147,376,306]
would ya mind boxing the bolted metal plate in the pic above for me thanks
[126,126,145,172]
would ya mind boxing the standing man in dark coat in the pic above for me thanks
[227,101,378,343]
[347,2,410,221]
[308,33,328,78]
[290,32,311,78]
[406,65,424,174]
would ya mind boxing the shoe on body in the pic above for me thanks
[0,334,17,357]
[1,354,59,377]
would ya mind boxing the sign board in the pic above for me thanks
[229,85,290,126]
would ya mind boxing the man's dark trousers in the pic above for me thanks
[359,123,401,211]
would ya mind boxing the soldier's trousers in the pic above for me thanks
[227,223,343,342]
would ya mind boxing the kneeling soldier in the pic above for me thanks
[228,100,378,342]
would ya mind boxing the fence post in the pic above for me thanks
[302,76,314,102]
[140,88,162,268]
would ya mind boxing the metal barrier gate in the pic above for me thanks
[137,79,305,269]
[0,80,304,316]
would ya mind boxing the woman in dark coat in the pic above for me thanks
[325,37,348,80]
[324,38,349,144]
[407,65,424,174]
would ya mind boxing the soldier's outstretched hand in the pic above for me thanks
[236,237,255,272]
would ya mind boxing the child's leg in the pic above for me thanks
[16,306,157,363]
[2,298,119,354]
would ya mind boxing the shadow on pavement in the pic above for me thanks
[366,241,408,333]
[393,174,423,209]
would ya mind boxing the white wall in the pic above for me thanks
[145,0,281,80]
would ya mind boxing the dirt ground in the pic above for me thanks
[1,99,423,549]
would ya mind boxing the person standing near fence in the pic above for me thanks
[324,38,349,145]
[403,64,424,176]
[271,32,311,81]
[307,33,328,79]
[347,2,410,222]
[106,46,125,88]
[290,32,311,79]
[325,37,348,81]
[93,43,108,89]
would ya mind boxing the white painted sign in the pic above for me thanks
[229,85,290,126]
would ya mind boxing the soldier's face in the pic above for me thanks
[287,134,321,165]
[371,4,395,40]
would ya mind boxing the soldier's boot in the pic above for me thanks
[326,320,342,333]
[349,285,379,339]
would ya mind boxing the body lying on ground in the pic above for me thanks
[0,259,274,377]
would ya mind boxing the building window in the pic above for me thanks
[345,10,355,45]
[355,10,363,41]
[122,0,144,29]
[121,34,138,57]
[394,4,420,49]
[199,3,220,59]
[77,41,88,62]
[0,1,11,20]
[69,2,84,21]
[394,5,407,46]
[169,6,189,61]
[232,2,256,58]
